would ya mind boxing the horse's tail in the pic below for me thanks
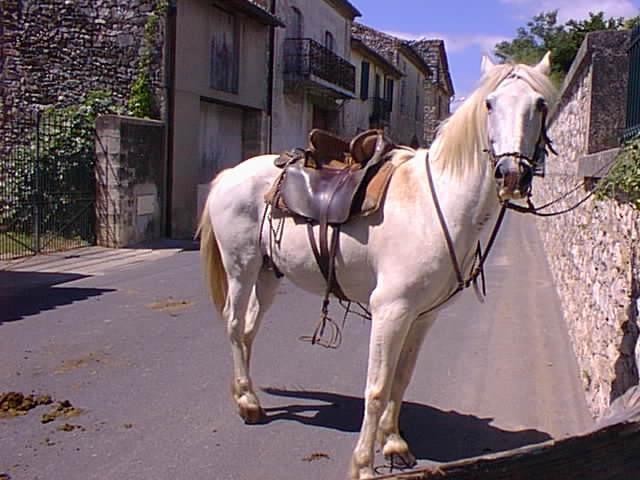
[196,177,228,315]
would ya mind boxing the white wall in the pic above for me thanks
[271,0,353,151]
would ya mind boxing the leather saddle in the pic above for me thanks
[271,129,394,224]
[265,129,397,310]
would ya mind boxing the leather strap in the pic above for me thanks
[420,152,508,315]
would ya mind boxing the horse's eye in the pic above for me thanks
[485,99,493,111]
[536,98,547,112]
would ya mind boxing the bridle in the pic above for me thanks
[484,102,557,181]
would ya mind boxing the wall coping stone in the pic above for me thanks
[550,30,630,126]
[98,114,165,127]
[577,147,620,178]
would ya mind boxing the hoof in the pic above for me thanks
[349,461,375,480]
[238,404,264,424]
[382,435,416,469]
[237,396,264,424]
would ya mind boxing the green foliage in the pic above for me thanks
[596,138,640,209]
[495,11,638,85]
[127,2,166,119]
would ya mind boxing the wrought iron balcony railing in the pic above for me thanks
[624,25,640,142]
[284,38,356,94]
[370,97,391,126]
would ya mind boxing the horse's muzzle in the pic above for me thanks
[494,157,533,201]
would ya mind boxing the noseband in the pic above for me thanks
[485,100,557,175]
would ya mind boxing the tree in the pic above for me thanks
[495,11,638,84]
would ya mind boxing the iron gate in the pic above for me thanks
[0,110,96,260]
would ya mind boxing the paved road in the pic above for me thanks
[0,214,592,480]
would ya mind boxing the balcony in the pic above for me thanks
[370,97,391,126]
[284,38,356,98]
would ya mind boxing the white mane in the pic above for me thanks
[430,63,557,179]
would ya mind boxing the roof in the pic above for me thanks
[351,38,403,78]
[409,39,455,96]
[325,0,361,20]
[351,23,431,77]
[219,0,284,27]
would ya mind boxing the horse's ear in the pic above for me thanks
[535,51,552,75]
[481,55,495,75]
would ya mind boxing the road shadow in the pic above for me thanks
[261,388,551,462]
[0,271,115,324]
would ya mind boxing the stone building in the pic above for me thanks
[1,0,452,241]
[173,0,282,238]
[344,36,403,137]
[409,39,454,146]
[270,0,361,152]
[350,23,453,147]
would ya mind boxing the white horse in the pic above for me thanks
[198,54,556,479]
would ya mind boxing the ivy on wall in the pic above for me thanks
[127,1,167,119]
[597,138,640,209]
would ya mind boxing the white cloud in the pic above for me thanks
[499,0,638,22]
[383,31,509,53]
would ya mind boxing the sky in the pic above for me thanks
[353,0,640,103]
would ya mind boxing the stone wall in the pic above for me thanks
[95,115,165,247]
[0,0,166,123]
[534,30,639,418]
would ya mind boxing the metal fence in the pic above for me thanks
[624,25,640,141]
[284,38,356,94]
[0,110,96,260]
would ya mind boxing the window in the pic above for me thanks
[374,74,381,98]
[324,31,334,51]
[385,78,394,111]
[360,61,370,100]
[210,8,239,93]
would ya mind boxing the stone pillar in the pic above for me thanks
[95,115,166,247]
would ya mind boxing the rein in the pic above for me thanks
[419,152,508,316]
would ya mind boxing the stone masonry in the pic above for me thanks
[534,30,639,418]
[408,39,453,146]
[0,0,166,124]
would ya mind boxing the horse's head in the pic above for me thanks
[482,53,555,201]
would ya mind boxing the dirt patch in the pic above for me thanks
[302,452,330,462]
[0,392,52,418]
[54,351,107,374]
[56,422,85,432]
[147,297,193,316]
[41,400,83,424]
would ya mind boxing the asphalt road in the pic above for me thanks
[0,213,592,480]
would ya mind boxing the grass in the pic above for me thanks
[0,231,90,260]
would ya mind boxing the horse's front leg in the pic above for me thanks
[350,299,413,479]
[377,313,436,468]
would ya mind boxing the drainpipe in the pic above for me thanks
[165,0,177,237]
[267,0,277,151]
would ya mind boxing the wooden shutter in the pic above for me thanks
[360,61,370,100]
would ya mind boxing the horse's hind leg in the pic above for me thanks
[377,313,436,468]
[243,266,280,373]
[227,262,280,424]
